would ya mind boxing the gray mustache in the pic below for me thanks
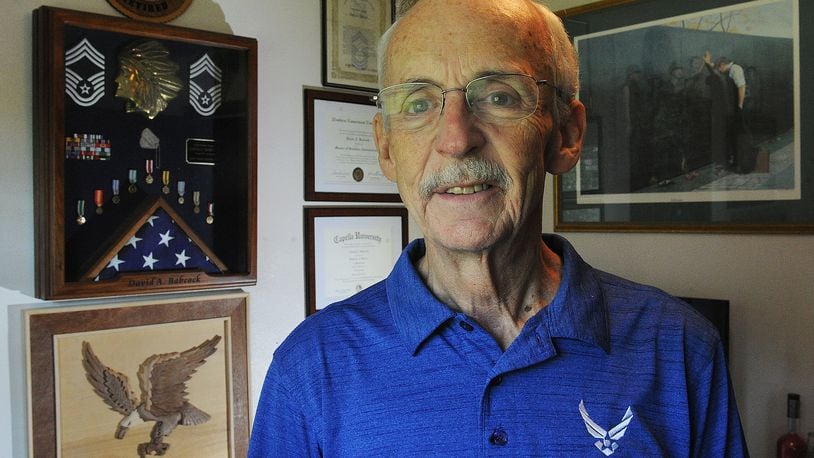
[419,158,512,198]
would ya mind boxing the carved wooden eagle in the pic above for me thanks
[81,335,221,457]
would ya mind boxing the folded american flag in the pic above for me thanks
[96,207,221,280]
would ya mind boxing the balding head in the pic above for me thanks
[378,0,578,120]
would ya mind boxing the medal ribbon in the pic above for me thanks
[128,169,137,184]
[112,179,120,196]
[94,189,104,207]
[145,159,154,175]
[162,170,170,186]
[177,180,186,196]
[193,191,201,206]
[77,200,85,216]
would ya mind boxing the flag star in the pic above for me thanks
[158,229,175,247]
[147,215,160,227]
[107,255,125,271]
[142,252,158,270]
[175,249,191,267]
[127,235,143,249]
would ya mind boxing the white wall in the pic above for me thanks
[0,0,811,456]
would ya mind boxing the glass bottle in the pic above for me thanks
[777,393,806,458]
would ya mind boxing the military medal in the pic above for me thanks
[94,189,104,215]
[193,191,201,214]
[162,170,171,194]
[76,199,86,225]
[145,159,154,184]
[112,179,121,204]
[177,180,186,204]
[64,133,111,160]
[128,169,138,193]
[206,203,214,224]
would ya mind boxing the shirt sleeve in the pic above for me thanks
[688,341,749,456]
[248,358,323,457]
[729,64,746,88]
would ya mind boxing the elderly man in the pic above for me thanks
[249,0,747,455]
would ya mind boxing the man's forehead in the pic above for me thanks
[386,0,547,81]
[386,50,532,84]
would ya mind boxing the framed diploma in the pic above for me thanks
[33,7,258,299]
[305,88,401,202]
[304,207,408,315]
[321,0,394,92]
[25,291,250,457]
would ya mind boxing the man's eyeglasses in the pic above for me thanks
[373,73,569,131]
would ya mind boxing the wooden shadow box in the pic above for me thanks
[33,7,257,299]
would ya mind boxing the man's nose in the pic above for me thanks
[434,91,484,157]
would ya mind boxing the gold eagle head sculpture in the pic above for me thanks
[114,40,184,119]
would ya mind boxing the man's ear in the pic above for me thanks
[545,99,586,175]
[373,112,397,182]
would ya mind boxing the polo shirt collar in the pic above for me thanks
[387,239,455,355]
[386,235,610,355]
[540,234,610,353]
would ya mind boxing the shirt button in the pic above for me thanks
[459,321,474,332]
[489,428,508,446]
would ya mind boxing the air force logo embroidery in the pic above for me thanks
[579,400,634,456]
[189,53,222,116]
[65,38,105,107]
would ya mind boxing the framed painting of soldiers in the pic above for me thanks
[33,7,258,299]
[554,0,814,232]
[25,291,250,457]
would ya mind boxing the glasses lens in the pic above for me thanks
[378,83,442,130]
[467,74,539,123]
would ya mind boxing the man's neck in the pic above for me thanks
[417,236,562,351]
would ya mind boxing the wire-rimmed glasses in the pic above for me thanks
[373,73,568,131]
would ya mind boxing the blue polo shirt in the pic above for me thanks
[249,235,747,456]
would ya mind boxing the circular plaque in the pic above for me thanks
[107,0,193,23]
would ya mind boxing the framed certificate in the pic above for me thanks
[304,207,408,315]
[554,0,813,233]
[25,292,250,457]
[321,0,395,91]
[33,7,258,299]
[305,88,401,202]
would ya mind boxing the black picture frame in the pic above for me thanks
[554,0,813,233]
